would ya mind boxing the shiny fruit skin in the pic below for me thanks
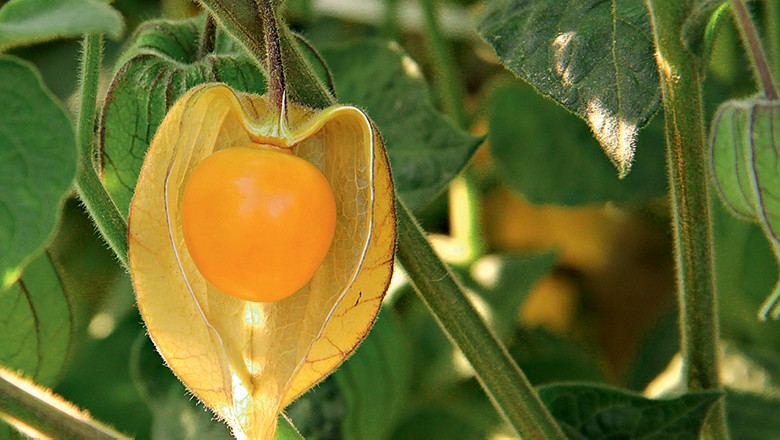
[181,145,337,302]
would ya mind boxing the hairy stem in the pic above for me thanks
[0,367,128,439]
[396,200,566,440]
[257,0,285,112]
[731,0,779,99]
[74,34,129,270]
[646,1,728,438]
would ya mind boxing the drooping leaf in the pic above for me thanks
[478,0,661,176]
[0,56,76,291]
[682,0,730,66]
[0,0,123,52]
[488,81,667,205]
[100,15,267,214]
[0,252,71,386]
[320,40,483,210]
[129,84,395,438]
[537,384,721,439]
[333,311,412,440]
[710,98,780,318]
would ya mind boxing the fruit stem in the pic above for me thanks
[74,34,130,270]
[646,1,728,438]
[731,0,780,100]
[396,199,567,440]
[257,0,286,113]
[198,14,217,58]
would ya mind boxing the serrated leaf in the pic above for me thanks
[488,81,666,205]
[129,85,395,438]
[710,99,780,318]
[320,40,483,210]
[333,311,412,440]
[0,0,123,52]
[478,0,661,176]
[538,384,721,439]
[0,252,71,386]
[100,16,267,215]
[0,56,76,291]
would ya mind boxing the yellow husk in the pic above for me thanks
[128,84,395,439]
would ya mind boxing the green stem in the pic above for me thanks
[646,1,728,438]
[0,367,128,439]
[419,0,485,262]
[73,34,129,270]
[396,200,566,440]
[731,0,779,100]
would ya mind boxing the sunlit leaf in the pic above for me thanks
[0,252,71,386]
[478,0,660,176]
[321,40,483,209]
[538,384,721,439]
[0,55,76,291]
[129,84,395,438]
[710,99,780,318]
[100,16,266,215]
[0,0,123,51]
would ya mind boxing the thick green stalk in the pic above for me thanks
[0,367,128,439]
[73,34,129,270]
[645,1,727,438]
[396,200,566,440]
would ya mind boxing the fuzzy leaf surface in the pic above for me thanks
[478,0,660,176]
[0,56,76,290]
[321,40,482,209]
[100,16,266,214]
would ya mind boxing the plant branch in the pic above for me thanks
[198,14,217,58]
[396,199,566,440]
[74,34,129,270]
[645,1,727,438]
[257,0,285,111]
[0,367,128,439]
[731,0,779,100]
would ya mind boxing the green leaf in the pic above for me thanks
[0,0,124,52]
[0,252,71,386]
[710,98,780,318]
[682,0,730,66]
[537,384,721,439]
[197,0,334,108]
[488,81,666,205]
[320,40,483,209]
[0,56,76,291]
[478,0,661,176]
[727,390,780,440]
[99,16,266,214]
[286,377,345,440]
[333,311,412,440]
[508,328,604,386]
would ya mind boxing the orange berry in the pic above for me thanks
[180,146,337,302]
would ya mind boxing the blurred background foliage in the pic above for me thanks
[3,0,780,439]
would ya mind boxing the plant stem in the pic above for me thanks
[419,0,485,262]
[731,0,779,100]
[198,14,217,58]
[396,199,566,440]
[258,0,285,112]
[0,367,128,439]
[73,34,129,270]
[646,1,728,438]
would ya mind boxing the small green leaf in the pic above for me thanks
[334,311,412,440]
[99,16,266,214]
[538,384,721,439]
[320,40,483,209]
[478,0,661,176]
[0,0,124,52]
[0,252,71,386]
[710,98,780,318]
[727,390,780,440]
[488,81,666,205]
[0,56,76,290]
[682,0,730,66]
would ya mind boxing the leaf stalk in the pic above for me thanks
[731,0,779,100]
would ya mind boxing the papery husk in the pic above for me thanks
[128,84,395,439]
